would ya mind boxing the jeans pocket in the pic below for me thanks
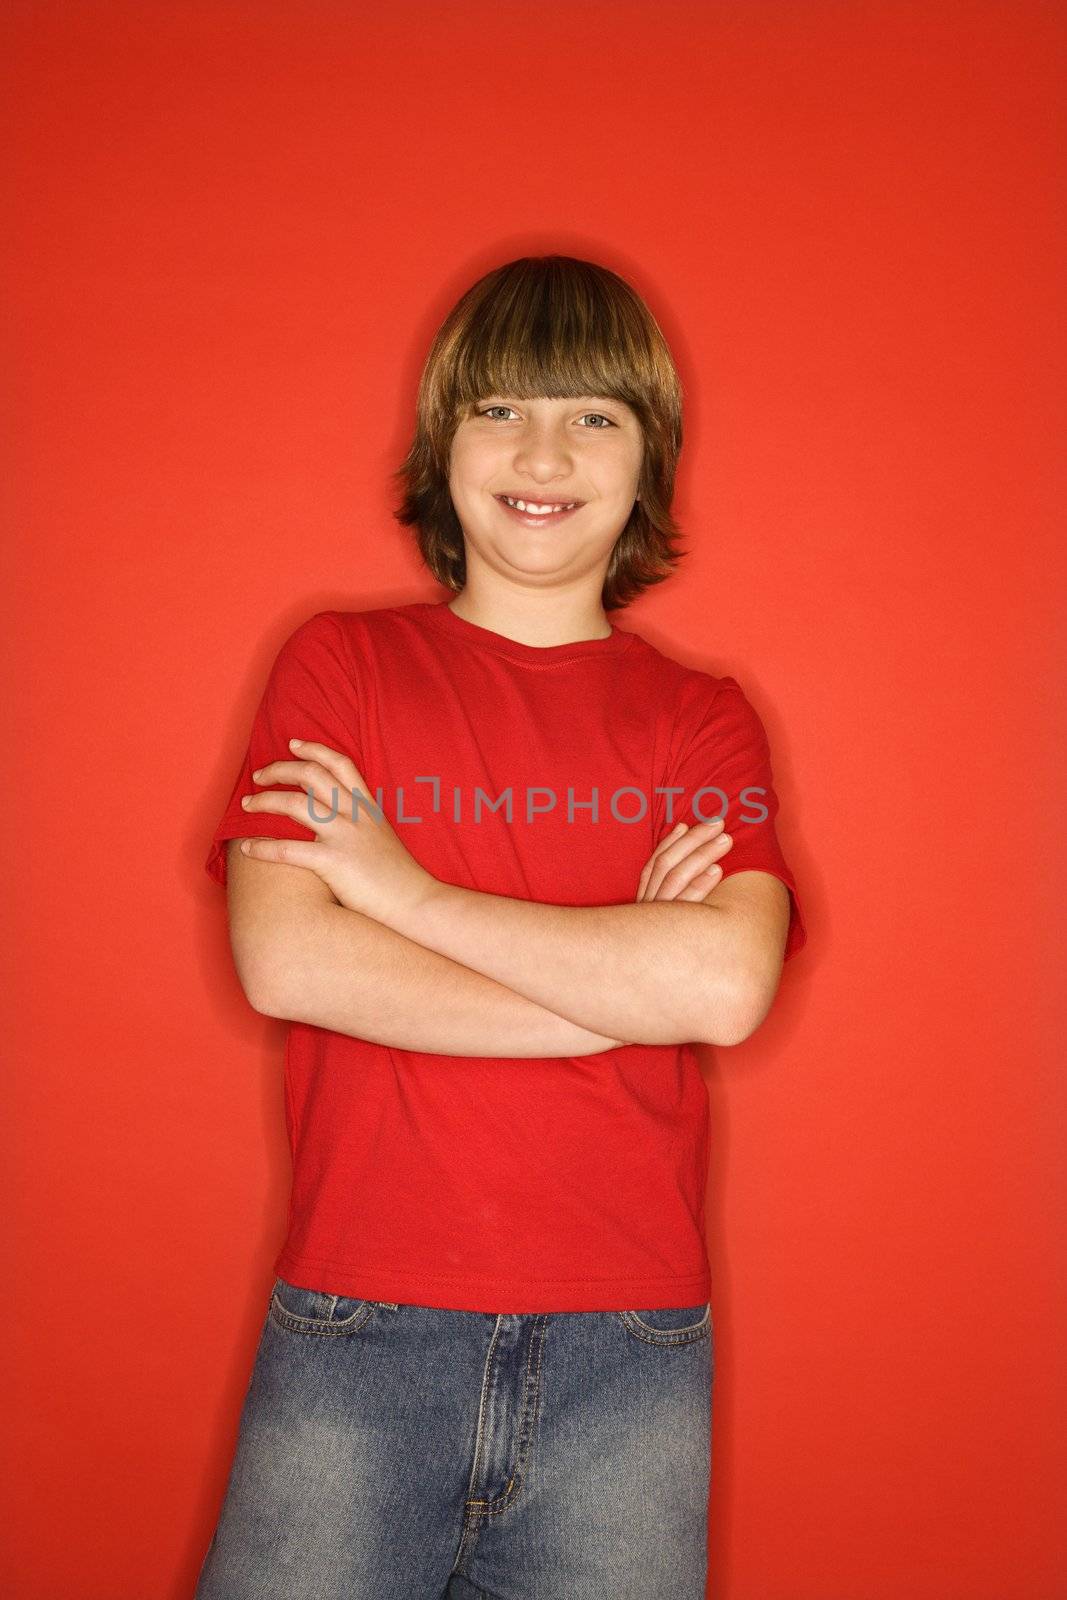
[617,1302,712,1347]
[268,1276,382,1337]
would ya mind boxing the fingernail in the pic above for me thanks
[289,738,303,748]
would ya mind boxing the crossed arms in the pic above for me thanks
[225,836,792,1054]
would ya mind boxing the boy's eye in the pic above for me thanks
[478,405,617,429]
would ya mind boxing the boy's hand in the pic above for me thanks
[635,819,733,903]
[238,739,439,927]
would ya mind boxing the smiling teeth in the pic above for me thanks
[502,496,578,514]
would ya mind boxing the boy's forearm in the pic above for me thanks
[394,883,743,1046]
[258,899,628,1058]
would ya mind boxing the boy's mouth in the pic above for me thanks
[494,494,583,526]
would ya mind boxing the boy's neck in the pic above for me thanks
[447,589,613,649]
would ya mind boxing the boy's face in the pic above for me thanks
[448,395,644,591]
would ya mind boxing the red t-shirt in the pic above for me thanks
[205,601,806,1313]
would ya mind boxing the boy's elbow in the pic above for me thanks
[223,840,332,1020]
[245,972,290,1018]
[693,876,792,1045]
[232,951,289,1017]
[700,971,780,1047]
[234,923,317,1018]
[229,918,301,1017]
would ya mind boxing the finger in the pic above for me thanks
[643,818,727,901]
[250,758,354,818]
[255,761,388,832]
[240,784,345,833]
[645,829,733,902]
[636,822,688,900]
[637,821,706,902]
[676,866,725,902]
[639,825,723,902]
[238,837,320,870]
[251,757,346,795]
[657,832,732,898]
[285,739,366,793]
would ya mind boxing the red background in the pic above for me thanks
[3,3,1065,1596]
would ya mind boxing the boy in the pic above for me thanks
[195,255,806,1599]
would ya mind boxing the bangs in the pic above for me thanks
[443,261,655,422]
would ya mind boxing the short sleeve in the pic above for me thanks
[204,611,363,889]
[664,674,807,962]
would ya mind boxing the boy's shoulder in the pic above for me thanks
[616,620,742,702]
[294,600,431,649]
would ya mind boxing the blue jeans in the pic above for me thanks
[194,1275,714,1599]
